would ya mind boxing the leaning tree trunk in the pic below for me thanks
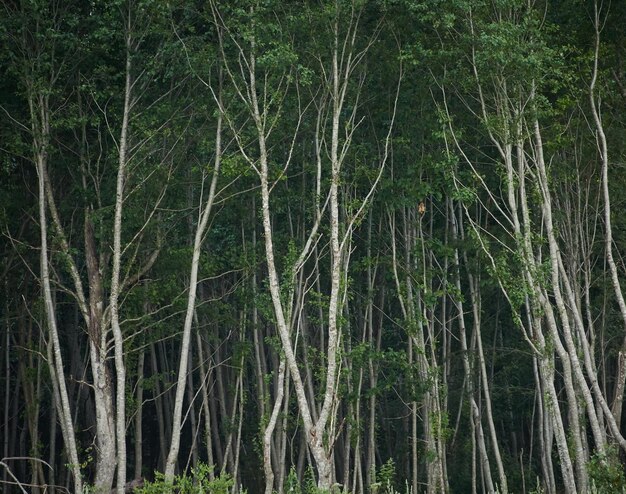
[34,115,83,493]
[164,90,222,481]
[587,2,626,425]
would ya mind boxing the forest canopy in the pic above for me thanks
[2,0,626,493]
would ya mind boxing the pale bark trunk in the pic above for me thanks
[164,95,222,480]
[451,208,495,493]
[540,293,588,492]
[470,409,477,494]
[541,356,577,493]
[251,217,281,493]
[513,141,581,492]
[90,342,117,492]
[447,119,579,492]
[471,284,507,493]
[44,147,117,493]
[411,398,418,494]
[506,123,589,491]
[366,240,378,491]
[83,214,117,493]
[533,118,621,452]
[462,16,589,487]
[277,371,290,494]
[518,156,582,491]
[36,139,83,493]
[213,2,386,487]
[420,212,446,493]
[389,207,438,492]
[312,25,344,489]
[588,2,626,424]
[533,356,555,494]
[264,360,285,494]
[110,33,132,492]
[252,54,327,487]
[44,88,120,492]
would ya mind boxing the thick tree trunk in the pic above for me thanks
[89,341,117,492]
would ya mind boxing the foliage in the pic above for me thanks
[3,0,626,493]
[137,464,234,494]
[587,448,626,494]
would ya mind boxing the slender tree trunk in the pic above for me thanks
[185,356,200,471]
[134,347,145,481]
[32,330,44,492]
[366,267,378,491]
[164,90,222,480]
[231,382,245,494]
[195,328,215,480]
[451,206,495,493]
[35,127,83,493]
[588,2,626,425]
[277,369,290,494]
[150,342,168,471]
[465,261,507,492]
[209,367,224,470]
[3,296,10,490]
[110,28,133,492]
[264,360,286,494]
[48,390,57,494]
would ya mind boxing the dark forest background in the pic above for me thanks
[2,1,626,493]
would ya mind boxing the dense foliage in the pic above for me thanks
[2,1,626,493]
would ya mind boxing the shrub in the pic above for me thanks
[137,463,234,494]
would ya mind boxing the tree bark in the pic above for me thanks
[164,89,222,480]
[35,122,83,493]
[110,28,133,492]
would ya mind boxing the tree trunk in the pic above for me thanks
[110,31,133,492]
[164,89,222,480]
[35,131,83,493]
[150,342,168,471]
[134,347,145,481]
[451,210,495,493]
[195,327,215,480]
[264,360,285,494]
[185,356,200,471]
